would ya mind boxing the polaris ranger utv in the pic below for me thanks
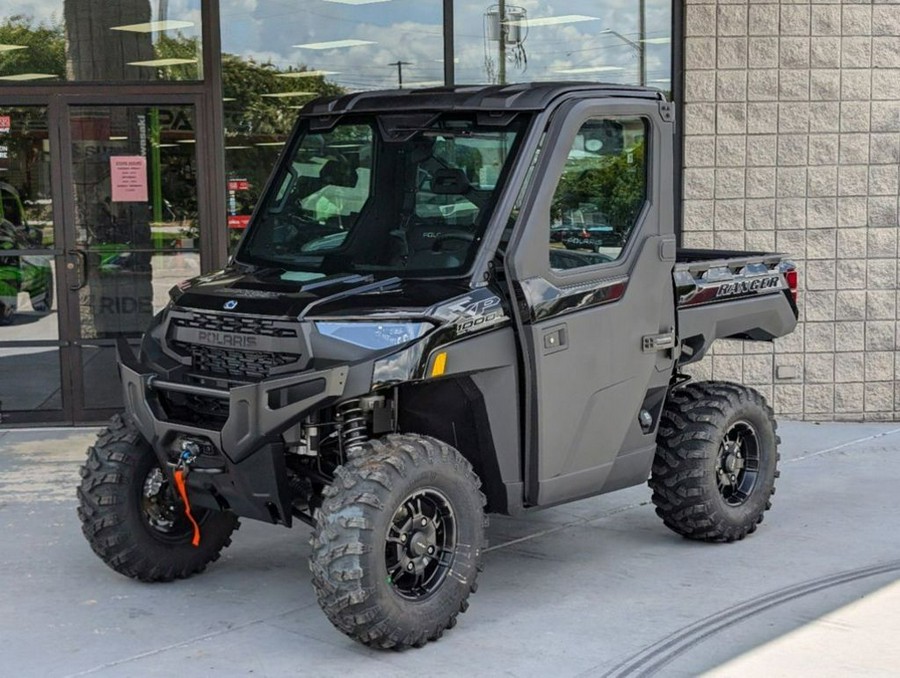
[78,83,799,649]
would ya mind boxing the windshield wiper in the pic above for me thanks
[299,276,402,319]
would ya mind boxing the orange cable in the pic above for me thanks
[173,469,201,547]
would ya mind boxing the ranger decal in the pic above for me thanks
[715,276,781,298]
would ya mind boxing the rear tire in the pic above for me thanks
[77,414,239,582]
[310,434,487,649]
[649,381,780,543]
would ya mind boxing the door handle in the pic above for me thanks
[67,248,87,291]
[541,324,568,355]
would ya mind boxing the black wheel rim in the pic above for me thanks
[140,467,199,543]
[716,420,761,506]
[385,489,457,600]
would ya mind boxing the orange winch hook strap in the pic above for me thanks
[173,469,201,547]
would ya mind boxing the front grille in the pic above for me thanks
[173,341,299,380]
[172,311,297,337]
[158,390,229,429]
[168,309,305,380]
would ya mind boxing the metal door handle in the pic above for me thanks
[68,248,87,291]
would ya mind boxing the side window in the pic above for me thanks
[549,117,648,271]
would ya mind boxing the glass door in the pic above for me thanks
[0,103,68,424]
[60,100,204,421]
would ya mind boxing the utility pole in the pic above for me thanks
[389,60,412,89]
[638,0,646,86]
[498,0,506,85]
[602,28,645,86]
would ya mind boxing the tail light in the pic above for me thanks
[785,268,798,304]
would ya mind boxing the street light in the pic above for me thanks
[601,28,645,86]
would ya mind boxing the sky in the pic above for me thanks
[218,0,672,91]
[1,0,672,91]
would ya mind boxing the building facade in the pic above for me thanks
[682,0,900,421]
[0,0,897,425]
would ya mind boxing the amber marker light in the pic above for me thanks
[431,352,448,378]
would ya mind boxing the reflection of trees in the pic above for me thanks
[0,15,65,77]
[552,141,646,238]
[222,58,346,242]
[0,17,65,211]
[1,13,349,251]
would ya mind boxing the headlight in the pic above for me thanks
[315,321,433,349]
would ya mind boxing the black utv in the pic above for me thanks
[78,83,799,649]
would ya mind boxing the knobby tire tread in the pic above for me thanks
[649,381,780,543]
[310,434,487,649]
[77,414,239,582]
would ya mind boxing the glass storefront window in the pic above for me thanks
[219,0,445,250]
[0,105,56,332]
[0,1,203,83]
[455,1,671,91]
[67,104,201,338]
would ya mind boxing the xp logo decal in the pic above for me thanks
[223,299,239,310]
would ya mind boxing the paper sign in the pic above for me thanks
[110,156,148,202]
[0,116,10,134]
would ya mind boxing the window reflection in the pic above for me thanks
[456,1,671,90]
[217,1,672,250]
[550,117,649,270]
[0,1,203,82]
[219,0,444,251]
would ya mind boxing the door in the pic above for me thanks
[507,98,677,507]
[59,99,206,421]
[0,102,69,423]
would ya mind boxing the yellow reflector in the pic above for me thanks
[431,352,447,377]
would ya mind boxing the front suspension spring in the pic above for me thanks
[337,399,368,452]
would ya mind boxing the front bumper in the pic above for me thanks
[117,337,359,525]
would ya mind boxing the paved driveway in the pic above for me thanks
[1,421,899,677]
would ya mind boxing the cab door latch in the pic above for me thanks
[642,330,675,353]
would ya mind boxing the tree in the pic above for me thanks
[552,141,646,238]
[0,15,65,79]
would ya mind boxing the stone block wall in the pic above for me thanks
[682,0,900,420]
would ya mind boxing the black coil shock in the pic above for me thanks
[337,399,368,452]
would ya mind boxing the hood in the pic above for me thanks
[171,266,471,320]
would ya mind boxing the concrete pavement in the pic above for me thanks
[1,421,899,677]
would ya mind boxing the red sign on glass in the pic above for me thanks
[228,179,250,191]
[0,116,11,134]
[228,215,251,229]
[110,156,149,202]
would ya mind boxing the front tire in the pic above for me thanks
[77,414,239,582]
[649,382,780,542]
[310,434,487,649]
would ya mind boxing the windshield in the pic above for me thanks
[236,112,528,279]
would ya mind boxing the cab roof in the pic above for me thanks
[301,82,666,118]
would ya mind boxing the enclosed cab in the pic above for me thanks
[78,83,798,650]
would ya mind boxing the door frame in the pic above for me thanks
[0,91,221,424]
[56,93,212,423]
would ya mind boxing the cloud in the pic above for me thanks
[218,0,672,91]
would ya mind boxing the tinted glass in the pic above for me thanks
[0,345,61,410]
[239,113,527,278]
[454,1,672,91]
[68,105,200,338]
[219,0,445,252]
[549,117,648,271]
[0,1,203,83]
[0,106,53,246]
